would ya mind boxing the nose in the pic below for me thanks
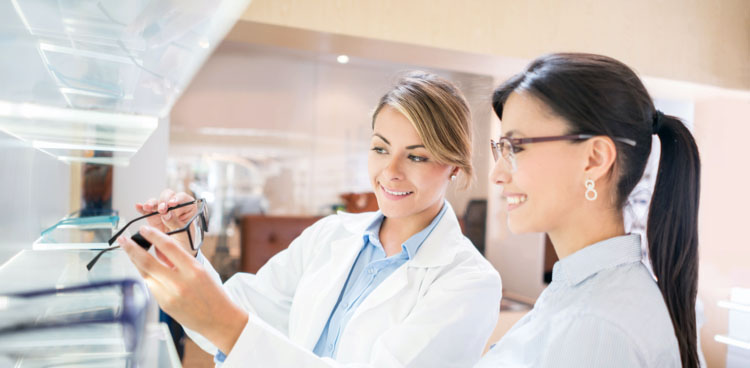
[382,155,404,181]
[489,158,511,186]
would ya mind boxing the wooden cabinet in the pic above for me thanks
[239,215,321,274]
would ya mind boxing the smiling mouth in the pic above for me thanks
[506,195,527,205]
[381,185,413,196]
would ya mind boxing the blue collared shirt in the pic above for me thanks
[215,202,447,363]
[312,202,448,358]
[476,234,681,368]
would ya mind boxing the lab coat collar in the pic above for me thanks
[336,200,462,268]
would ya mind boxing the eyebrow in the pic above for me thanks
[504,130,519,138]
[373,133,425,149]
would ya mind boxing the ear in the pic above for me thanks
[583,136,617,182]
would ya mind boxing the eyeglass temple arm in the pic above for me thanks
[107,200,197,245]
[511,134,637,147]
[86,246,120,270]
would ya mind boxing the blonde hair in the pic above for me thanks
[372,71,474,188]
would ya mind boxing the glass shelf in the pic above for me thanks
[0,250,181,367]
[34,213,119,250]
[0,0,252,166]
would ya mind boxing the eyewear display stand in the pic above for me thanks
[33,213,120,251]
[0,249,182,367]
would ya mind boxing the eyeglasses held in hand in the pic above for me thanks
[86,199,209,271]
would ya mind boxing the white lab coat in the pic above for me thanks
[187,202,502,367]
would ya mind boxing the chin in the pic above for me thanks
[377,202,413,219]
[506,216,537,234]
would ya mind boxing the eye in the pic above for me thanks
[408,154,428,162]
[512,146,525,154]
[371,146,387,154]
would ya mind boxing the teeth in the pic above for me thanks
[506,195,527,205]
[383,186,412,196]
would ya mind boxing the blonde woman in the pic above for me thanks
[119,72,502,367]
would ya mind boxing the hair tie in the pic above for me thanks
[652,110,664,135]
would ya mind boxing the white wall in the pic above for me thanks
[693,97,750,368]
[112,118,170,223]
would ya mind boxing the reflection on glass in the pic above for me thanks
[0,0,252,165]
[0,279,149,365]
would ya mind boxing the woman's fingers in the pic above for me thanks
[139,226,196,271]
[137,198,166,230]
[154,247,175,269]
[135,190,198,232]
[158,189,176,215]
[120,224,245,353]
[119,235,174,284]
[140,198,159,213]
[162,193,197,228]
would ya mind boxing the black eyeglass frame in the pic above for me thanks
[86,199,209,271]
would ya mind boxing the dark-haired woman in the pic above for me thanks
[476,53,700,367]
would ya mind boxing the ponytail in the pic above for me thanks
[647,113,701,368]
[492,53,703,366]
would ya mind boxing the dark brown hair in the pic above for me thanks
[492,53,700,367]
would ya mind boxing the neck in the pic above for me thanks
[379,200,444,256]
[548,209,626,259]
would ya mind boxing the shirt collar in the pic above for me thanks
[551,234,643,286]
[361,201,448,260]
[362,212,385,249]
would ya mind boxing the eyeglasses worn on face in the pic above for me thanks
[86,199,209,271]
[490,134,637,172]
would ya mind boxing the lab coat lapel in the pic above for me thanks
[292,210,379,349]
[294,234,362,349]
[348,261,409,322]
[349,203,462,320]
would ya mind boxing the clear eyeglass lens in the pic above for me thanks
[201,202,209,224]
[500,140,512,158]
[491,139,518,172]
[500,140,517,172]
[190,218,203,250]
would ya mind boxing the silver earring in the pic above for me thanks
[450,174,456,181]
[585,179,598,201]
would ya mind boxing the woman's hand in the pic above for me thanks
[135,189,199,256]
[120,225,248,355]
[135,189,197,233]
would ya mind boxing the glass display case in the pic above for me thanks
[0,249,181,367]
[0,0,252,166]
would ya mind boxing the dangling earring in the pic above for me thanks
[585,179,598,201]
